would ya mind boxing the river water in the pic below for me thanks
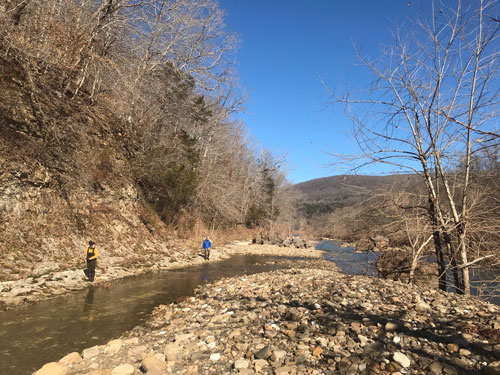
[1,243,498,374]
[317,240,500,305]
[0,255,288,375]
[316,241,379,276]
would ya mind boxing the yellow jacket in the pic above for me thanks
[86,246,98,261]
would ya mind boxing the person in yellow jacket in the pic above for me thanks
[85,240,98,282]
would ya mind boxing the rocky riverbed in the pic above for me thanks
[33,254,500,375]
[0,242,320,310]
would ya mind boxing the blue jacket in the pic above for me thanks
[202,239,211,249]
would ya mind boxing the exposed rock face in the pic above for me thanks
[0,153,174,284]
[356,235,390,252]
[36,258,500,375]
[252,235,310,248]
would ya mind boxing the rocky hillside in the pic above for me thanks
[34,258,500,375]
[0,61,163,282]
[0,9,189,281]
[0,128,172,282]
[0,0,287,282]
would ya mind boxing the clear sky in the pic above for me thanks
[219,0,418,183]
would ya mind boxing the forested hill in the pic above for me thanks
[0,1,284,281]
[294,174,415,216]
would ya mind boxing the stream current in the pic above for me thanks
[0,255,288,375]
[1,243,498,374]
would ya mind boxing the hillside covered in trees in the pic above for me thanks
[294,174,419,221]
[0,0,289,281]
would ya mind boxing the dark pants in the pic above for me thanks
[203,248,210,260]
[86,259,96,281]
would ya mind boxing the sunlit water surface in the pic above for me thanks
[1,244,497,374]
[0,255,287,375]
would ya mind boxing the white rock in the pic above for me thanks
[111,363,134,375]
[82,345,100,359]
[105,339,122,354]
[393,352,411,368]
[358,334,369,346]
[234,358,249,369]
[34,362,67,375]
[58,352,81,366]
[271,350,287,363]
[207,342,216,349]
[210,353,221,361]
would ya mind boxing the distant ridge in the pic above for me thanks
[293,174,419,218]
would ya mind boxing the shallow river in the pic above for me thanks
[318,241,500,305]
[316,241,379,276]
[1,243,497,374]
[0,255,289,375]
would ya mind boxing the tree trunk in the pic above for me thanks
[458,225,471,294]
[442,230,464,294]
[409,255,418,285]
[428,196,447,291]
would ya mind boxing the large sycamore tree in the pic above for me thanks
[331,0,500,295]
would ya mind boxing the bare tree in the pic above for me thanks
[0,0,288,240]
[329,0,500,294]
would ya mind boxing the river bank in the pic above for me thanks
[34,256,500,375]
[0,242,320,311]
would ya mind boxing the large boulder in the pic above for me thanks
[355,238,375,252]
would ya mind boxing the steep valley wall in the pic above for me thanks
[0,57,173,283]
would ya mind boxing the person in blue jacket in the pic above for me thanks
[202,236,212,260]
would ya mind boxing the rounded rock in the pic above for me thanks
[111,364,135,375]
[142,355,167,373]
[210,353,221,361]
[34,362,68,375]
[393,352,411,368]
[58,352,82,366]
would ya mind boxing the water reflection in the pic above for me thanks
[317,240,500,305]
[200,263,210,283]
[0,255,285,375]
[83,287,95,322]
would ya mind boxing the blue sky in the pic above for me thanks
[219,0,418,183]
